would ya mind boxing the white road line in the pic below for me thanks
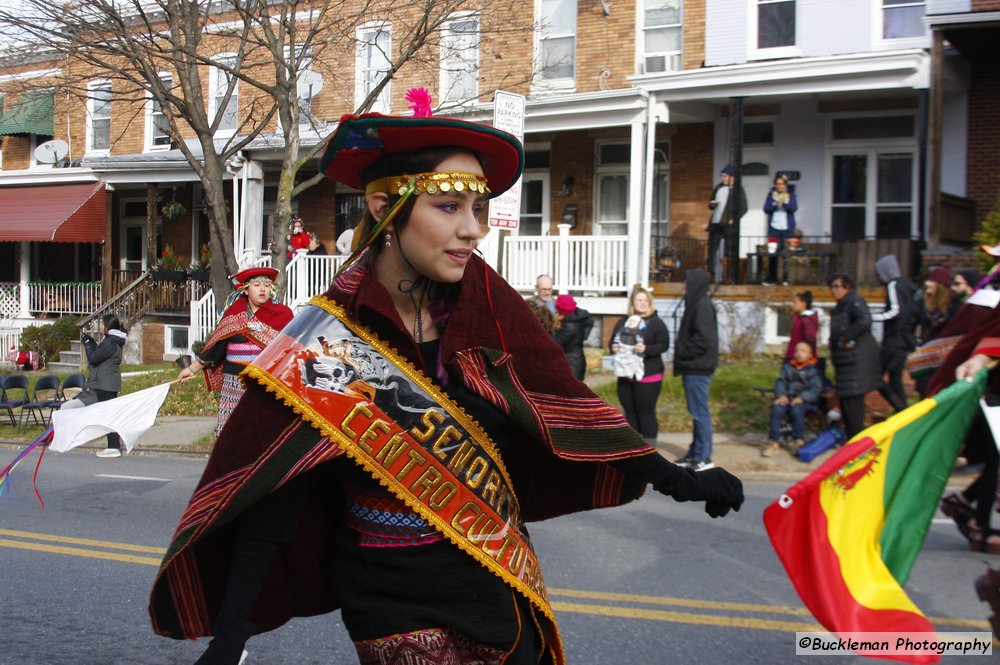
[94,474,171,482]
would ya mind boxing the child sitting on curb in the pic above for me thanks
[762,342,823,457]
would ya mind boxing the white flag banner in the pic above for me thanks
[50,383,172,453]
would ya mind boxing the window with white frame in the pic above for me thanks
[146,74,171,150]
[829,115,916,242]
[595,141,630,236]
[164,324,190,356]
[356,23,391,114]
[440,13,480,105]
[537,0,576,84]
[756,0,795,50]
[292,44,320,125]
[881,0,925,39]
[87,79,111,152]
[210,55,238,135]
[642,0,682,74]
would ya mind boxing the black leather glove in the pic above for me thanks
[653,465,745,518]
[81,333,94,344]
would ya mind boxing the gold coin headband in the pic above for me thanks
[364,171,491,197]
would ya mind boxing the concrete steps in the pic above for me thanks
[48,340,83,374]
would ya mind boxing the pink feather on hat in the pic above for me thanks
[405,87,433,118]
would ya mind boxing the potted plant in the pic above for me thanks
[162,199,187,220]
[188,243,211,281]
[151,244,186,282]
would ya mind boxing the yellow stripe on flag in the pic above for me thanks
[818,397,937,614]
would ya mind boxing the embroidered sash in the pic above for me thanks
[243,295,559,645]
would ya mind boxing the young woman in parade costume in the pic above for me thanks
[177,267,294,434]
[150,107,744,665]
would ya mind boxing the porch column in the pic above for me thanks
[625,118,645,290]
[927,29,944,247]
[239,159,264,262]
[556,223,571,295]
[18,241,30,317]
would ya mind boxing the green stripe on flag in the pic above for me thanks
[880,371,987,585]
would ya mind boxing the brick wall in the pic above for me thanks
[667,122,715,239]
[967,51,1000,224]
[684,0,706,69]
[141,322,165,364]
[576,0,638,92]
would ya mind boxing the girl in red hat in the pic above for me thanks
[176,266,293,434]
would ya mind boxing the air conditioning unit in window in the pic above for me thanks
[643,53,682,74]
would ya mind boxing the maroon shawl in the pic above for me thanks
[150,254,652,644]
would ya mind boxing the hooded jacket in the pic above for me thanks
[554,307,595,380]
[673,269,718,376]
[828,288,880,397]
[83,328,126,392]
[871,255,918,352]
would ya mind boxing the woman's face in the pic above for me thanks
[792,296,805,313]
[633,292,651,315]
[246,279,273,309]
[829,280,849,301]
[376,152,487,284]
[774,178,788,192]
[924,279,940,295]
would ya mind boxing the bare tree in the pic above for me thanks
[0,0,533,303]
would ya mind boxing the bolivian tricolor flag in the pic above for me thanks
[764,370,987,663]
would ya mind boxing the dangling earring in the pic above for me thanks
[384,232,392,248]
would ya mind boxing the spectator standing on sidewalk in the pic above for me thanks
[609,287,670,445]
[61,314,128,458]
[553,294,594,381]
[533,274,556,314]
[871,254,918,412]
[674,269,719,470]
[827,273,880,439]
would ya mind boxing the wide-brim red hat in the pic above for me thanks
[231,266,278,288]
[319,113,524,197]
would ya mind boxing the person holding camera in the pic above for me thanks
[60,314,128,458]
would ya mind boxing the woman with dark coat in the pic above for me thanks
[61,313,128,458]
[826,273,879,439]
[609,287,671,444]
[553,294,594,380]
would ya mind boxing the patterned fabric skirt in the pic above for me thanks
[217,371,246,435]
[355,628,507,665]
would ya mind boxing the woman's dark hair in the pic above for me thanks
[354,146,487,259]
[102,313,125,333]
[795,290,813,308]
[827,273,854,289]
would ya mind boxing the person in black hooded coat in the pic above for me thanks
[553,294,594,380]
[827,273,879,439]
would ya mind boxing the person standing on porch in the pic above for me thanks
[674,269,719,471]
[176,267,294,434]
[762,174,798,285]
[706,164,747,280]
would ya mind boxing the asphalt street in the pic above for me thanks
[0,450,992,664]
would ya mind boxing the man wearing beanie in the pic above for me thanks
[706,164,747,280]
[553,294,594,380]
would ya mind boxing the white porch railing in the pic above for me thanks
[29,281,103,315]
[501,229,629,295]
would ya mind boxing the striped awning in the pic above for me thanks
[0,183,106,242]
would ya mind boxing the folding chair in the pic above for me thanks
[0,374,30,426]
[17,374,62,432]
[56,373,87,404]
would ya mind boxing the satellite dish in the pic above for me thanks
[34,139,69,165]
